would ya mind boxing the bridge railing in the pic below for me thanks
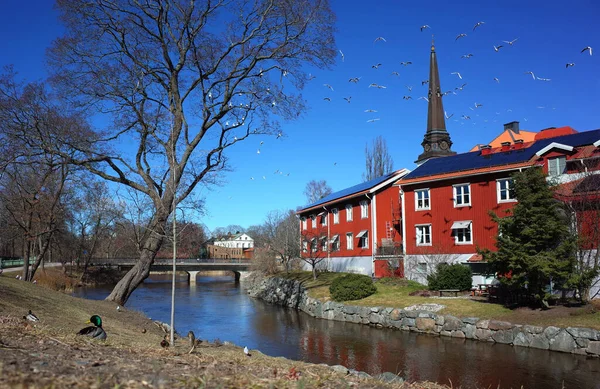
[90,257,252,265]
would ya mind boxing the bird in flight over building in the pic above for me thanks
[451,72,462,79]
[473,21,485,31]
[503,38,518,46]
[581,46,592,55]
[420,25,430,32]
[565,63,575,68]
[525,71,535,80]
[456,33,467,41]
[374,36,387,43]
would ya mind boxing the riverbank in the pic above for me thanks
[0,274,447,388]
[247,273,600,356]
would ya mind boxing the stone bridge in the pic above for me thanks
[90,258,252,282]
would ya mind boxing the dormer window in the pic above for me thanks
[548,156,567,176]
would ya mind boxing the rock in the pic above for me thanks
[530,334,550,350]
[331,365,349,375]
[464,324,476,339]
[451,330,466,338]
[576,338,590,348]
[513,331,533,347]
[418,312,433,318]
[475,328,493,341]
[523,325,544,334]
[389,309,403,321]
[435,315,445,326]
[416,317,436,332]
[586,341,600,355]
[389,320,402,329]
[549,330,577,353]
[462,317,479,325]
[401,318,416,327]
[369,313,383,324]
[493,329,514,344]
[370,307,380,313]
[403,303,446,312]
[475,319,489,329]
[440,330,452,337]
[349,369,371,379]
[376,372,404,384]
[543,326,561,339]
[442,315,463,331]
[566,327,598,340]
[343,305,360,315]
[488,320,513,331]
[405,310,420,318]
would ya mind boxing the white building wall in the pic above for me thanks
[302,256,373,276]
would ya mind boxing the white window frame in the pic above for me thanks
[415,189,430,210]
[360,201,369,219]
[358,231,369,249]
[331,235,340,251]
[415,224,432,246]
[332,208,339,224]
[302,240,308,252]
[320,236,328,251]
[310,214,316,228]
[548,156,567,176]
[453,183,471,207]
[320,213,327,226]
[452,221,473,245]
[497,178,516,203]
[311,238,317,252]
[346,232,353,250]
[346,204,353,221]
[301,217,307,230]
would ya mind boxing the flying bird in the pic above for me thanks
[421,80,429,85]
[323,97,331,101]
[461,53,474,59]
[367,118,380,123]
[462,115,471,120]
[566,63,575,68]
[493,77,500,83]
[445,111,454,119]
[372,63,382,69]
[525,71,535,80]
[368,83,387,89]
[420,25,430,32]
[403,96,413,100]
[493,45,503,52]
[473,21,485,31]
[348,77,361,83]
[503,38,518,46]
[581,46,592,55]
[451,72,462,79]
[343,96,352,103]
[418,96,429,102]
[455,83,467,91]
[405,85,413,92]
[339,49,344,62]
[323,84,334,91]
[474,103,483,108]
[400,61,412,66]
[364,109,378,112]
[256,149,260,154]
[536,77,551,81]
[374,36,387,43]
[456,33,467,41]
[391,71,400,76]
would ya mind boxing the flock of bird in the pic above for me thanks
[316,21,593,128]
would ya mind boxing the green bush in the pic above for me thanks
[427,263,473,291]
[329,273,377,301]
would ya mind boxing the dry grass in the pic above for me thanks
[0,273,449,389]
[33,268,78,293]
[280,271,600,329]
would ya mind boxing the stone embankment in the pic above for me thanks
[247,276,600,357]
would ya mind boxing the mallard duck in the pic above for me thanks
[77,315,107,340]
[24,310,39,322]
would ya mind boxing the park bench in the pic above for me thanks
[438,289,460,297]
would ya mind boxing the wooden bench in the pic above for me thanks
[439,289,460,297]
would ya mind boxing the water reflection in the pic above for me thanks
[74,274,600,389]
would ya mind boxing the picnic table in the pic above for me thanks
[438,289,460,297]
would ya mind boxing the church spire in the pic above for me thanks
[415,39,456,165]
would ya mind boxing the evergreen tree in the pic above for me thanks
[486,167,576,305]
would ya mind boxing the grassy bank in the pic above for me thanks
[281,271,600,330]
[0,273,447,389]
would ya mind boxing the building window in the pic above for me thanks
[415,189,430,210]
[320,212,327,226]
[302,240,308,252]
[415,224,432,246]
[330,235,340,251]
[301,217,307,230]
[357,230,369,248]
[320,236,327,251]
[453,184,471,207]
[311,214,316,228]
[497,178,516,203]
[417,262,428,274]
[548,156,567,176]
[360,201,369,218]
[346,204,353,221]
[346,232,353,250]
[332,208,339,224]
[451,221,473,244]
[310,238,317,252]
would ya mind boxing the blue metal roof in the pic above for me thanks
[299,170,403,211]
[404,129,600,180]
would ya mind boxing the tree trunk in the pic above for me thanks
[22,240,31,281]
[312,264,317,280]
[105,214,167,305]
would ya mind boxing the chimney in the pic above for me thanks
[501,141,511,152]
[503,121,520,134]
[513,139,524,150]
[480,145,492,156]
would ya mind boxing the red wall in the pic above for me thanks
[403,172,518,255]
[374,186,403,250]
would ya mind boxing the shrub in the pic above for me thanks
[427,263,472,291]
[35,269,77,292]
[250,248,279,275]
[329,273,377,301]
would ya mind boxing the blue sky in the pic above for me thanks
[1,0,599,233]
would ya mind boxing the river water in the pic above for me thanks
[73,274,600,389]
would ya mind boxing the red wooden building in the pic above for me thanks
[296,169,409,277]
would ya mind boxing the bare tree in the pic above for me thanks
[404,247,463,287]
[262,209,300,272]
[35,0,336,304]
[300,230,327,280]
[303,180,332,204]
[363,135,394,182]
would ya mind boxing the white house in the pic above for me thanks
[213,232,254,249]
